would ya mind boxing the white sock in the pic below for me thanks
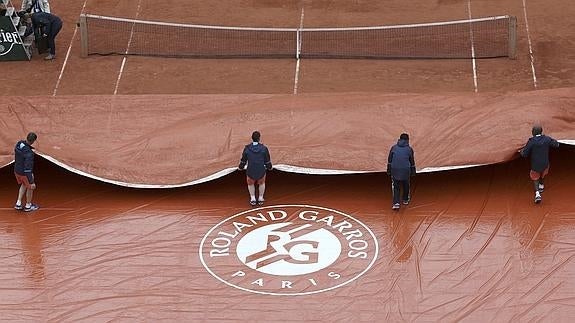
[16,200,22,206]
[25,203,31,208]
[248,185,256,201]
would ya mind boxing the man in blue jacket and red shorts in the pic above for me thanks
[239,131,272,206]
[14,132,40,212]
[520,125,560,204]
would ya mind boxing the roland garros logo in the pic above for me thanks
[199,205,378,295]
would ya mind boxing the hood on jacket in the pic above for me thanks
[397,138,409,147]
[247,142,264,153]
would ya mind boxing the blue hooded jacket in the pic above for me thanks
[387,138,415,181]
[239,143,272,180]
[520,134,559,172]
[14,140,35,182]
[31,12,62,36]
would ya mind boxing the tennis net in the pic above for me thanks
[79,14,516,59]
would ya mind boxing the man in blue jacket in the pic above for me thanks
[14,132,40,212]
[520,125,560,204]
[239,131,272,206]
[22,11,62,60]
[387,133,416,210]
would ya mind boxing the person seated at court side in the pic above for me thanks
[21,0,50,14]
[22,11,62,60]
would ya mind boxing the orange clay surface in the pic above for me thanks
[1,0,575,321]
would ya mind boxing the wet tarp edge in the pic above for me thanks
[1,89,574,186]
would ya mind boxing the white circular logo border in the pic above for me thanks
[199,204,379,296]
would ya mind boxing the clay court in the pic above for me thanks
[1,0,575,321]
[2,0,575,95]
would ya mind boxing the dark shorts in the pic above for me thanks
[15,172,34,189]
[246,174,266,185]
[530,167,549,181]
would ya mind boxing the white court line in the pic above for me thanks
[293,8,304,95]
[467,0,478,93]
[52,0,88,96]
[293,58,301,94]
[114,58,128,95]
[113,0,143,95]
[522,0,538,89]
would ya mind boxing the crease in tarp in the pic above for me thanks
[7,141,574,188]
[0,158,492,188]
[1,89,575,187]
[0,154,491,188]
[38,153,238,188]
[1,139,573,189]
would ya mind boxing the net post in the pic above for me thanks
[79,14,88,58]
[296,28,301,60]
[508,16,517,59]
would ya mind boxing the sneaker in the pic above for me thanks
[534,193,542,204]
[23,204,40,212]
[257,199,265,206]
[44,54,55,60]
[14,204,23,211]
[402,199,410,205]
[250,200,257,206]
[392,203,400,210]
[538,184,544,192]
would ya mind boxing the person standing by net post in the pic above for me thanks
[387,133,416,210]
[238,131,272,206]
[21,0,51,14]
[14,132,40,212]
[520,125,560,204]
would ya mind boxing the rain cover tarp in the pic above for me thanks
[1,88,574,187]
[1,151,575,321]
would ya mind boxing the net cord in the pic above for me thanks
[82,13,510,32]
